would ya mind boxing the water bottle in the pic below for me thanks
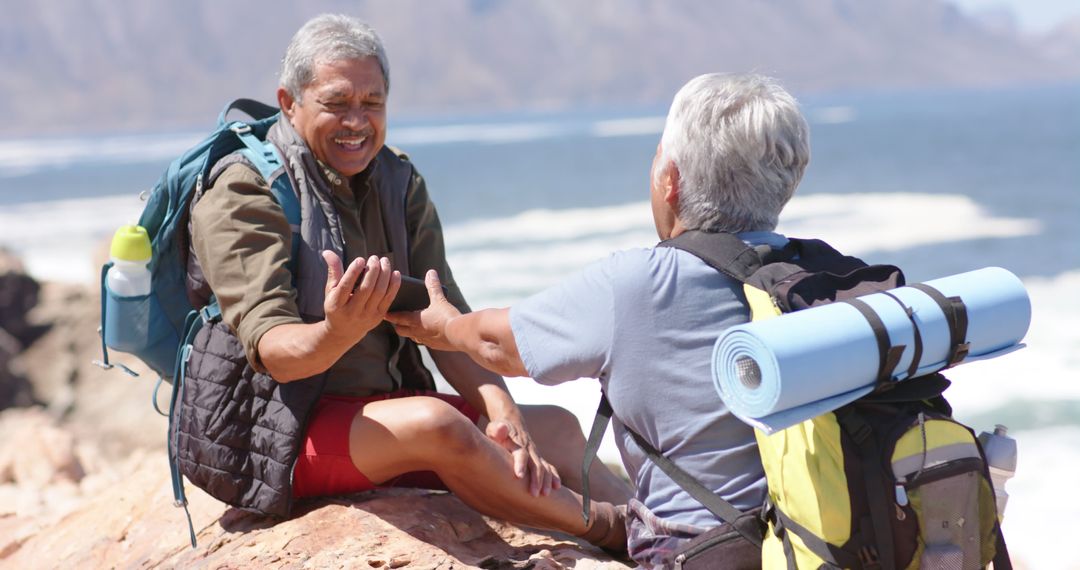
[978,424,1017,519]
[107,225,152,296]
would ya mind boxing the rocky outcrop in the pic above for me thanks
[0,249,44,410]
[0,249,48,348]
[0,408,627,569]
[0,244,168,457]
[0,252,629,568]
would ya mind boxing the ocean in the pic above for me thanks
[1,83,1077,568]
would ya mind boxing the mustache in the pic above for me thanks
[333,128,374,139]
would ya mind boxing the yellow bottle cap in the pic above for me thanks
[109,225,152,262]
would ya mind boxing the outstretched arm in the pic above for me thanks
[387,270,527,378]
[388,271,558,495]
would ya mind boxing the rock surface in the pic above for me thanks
[1,434,625,569]
[0,249,43,410]
[0,252,630,569]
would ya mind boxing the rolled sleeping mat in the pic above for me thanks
[712,266,1031,434]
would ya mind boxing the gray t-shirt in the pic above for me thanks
[510,232,785,533]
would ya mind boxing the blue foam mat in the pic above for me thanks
[712,267,1031,433]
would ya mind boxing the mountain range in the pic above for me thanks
[1,0,1077,137]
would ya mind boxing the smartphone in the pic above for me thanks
[390,274,445,312]
[350,269,445,312]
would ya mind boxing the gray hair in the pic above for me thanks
[280,14,390,101]
[657,73,810,233]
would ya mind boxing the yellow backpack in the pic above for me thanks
[582,231,1011,570]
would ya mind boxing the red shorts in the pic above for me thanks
[291,389,481,499]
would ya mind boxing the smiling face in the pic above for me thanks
[278,56,387,177]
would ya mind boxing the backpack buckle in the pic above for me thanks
[199,304,222,325]
[229,123,252,135]
[91,359,140,377]
[947,342,971,367]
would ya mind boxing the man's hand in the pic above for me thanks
[322,251,402,344]
[486,415,562,497]
[387,270,462,351]
[256,251,401,382]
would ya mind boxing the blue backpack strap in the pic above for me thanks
[232,123,302,269]
[166,299,223,549]
[217,98,279,126]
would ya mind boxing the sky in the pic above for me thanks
[950,0,1080,33]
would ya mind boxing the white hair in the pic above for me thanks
[657,73,810,233]
[280,14,390,101]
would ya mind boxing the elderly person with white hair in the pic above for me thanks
[390,73,812,568]
[178,12,632,552]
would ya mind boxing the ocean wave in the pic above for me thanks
[808,105,857,125]
[391,121,576,146]
[590,116,666,138]
[0,134,202,176]
[0,115,667,177]
[0,191,1040,287]
[1,108,855,176]
[444,192,1041,302]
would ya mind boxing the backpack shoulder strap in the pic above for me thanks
[228,123,299,225]
[657,230,764,283]
[620,409,763,546]
[227,125,301,268]
[580,394,613,525]
[580,394,764,546]
[217,98,280,126]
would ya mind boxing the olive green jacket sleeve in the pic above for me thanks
[190,163,303,371]
[403,168,472,314]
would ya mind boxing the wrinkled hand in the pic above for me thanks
[386,270,461,351]
[322,251,401,343]
[487,416,561,497]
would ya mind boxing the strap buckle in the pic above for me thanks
[948,342,971,367]
[229,123,252,135]
[91,359,140,377]
[837,408,875,445]
[199,304,222,325]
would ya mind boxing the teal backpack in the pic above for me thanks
[94,99,299,547]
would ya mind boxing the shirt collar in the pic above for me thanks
[317,153,380,198]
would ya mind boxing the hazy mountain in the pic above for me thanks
[1038,15,1080,65]
[1,0,1076,136]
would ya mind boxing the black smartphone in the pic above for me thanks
[350,266,446,311]
[390,274,445,312]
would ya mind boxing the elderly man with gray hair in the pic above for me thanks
[390,72,812,568]
[177,12,631,552]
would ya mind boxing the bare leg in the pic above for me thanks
[516,404,633,504]
[347,396,623,547]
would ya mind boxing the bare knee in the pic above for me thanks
[524,404,585,448]
[405,397,485,461]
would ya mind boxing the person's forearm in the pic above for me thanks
[431,349,519,420]
[257,321,358,382]
[443,308,528,378]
